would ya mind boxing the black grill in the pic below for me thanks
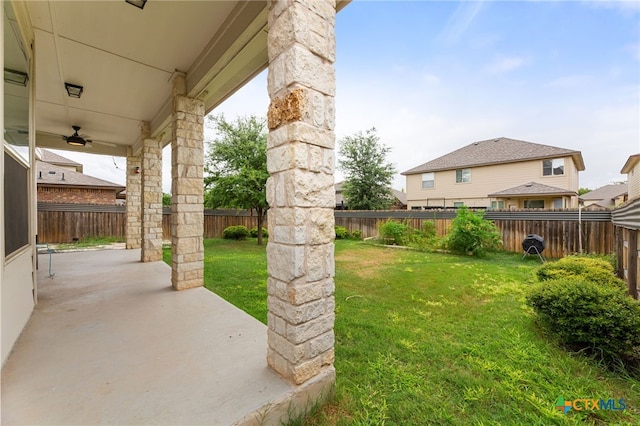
[522,234,545,253]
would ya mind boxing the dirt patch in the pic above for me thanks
[337,246,403,279]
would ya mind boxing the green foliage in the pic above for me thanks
[351,229,362,240]
[445,207,502,256]
[162,193,171,206]
[377,219,409,245]
[536,255,625,289]
[527,278,640,359]
[222,225,249,240]
[249,227,268,238]
[421,220,437,239]
[578,187,592,196]
[335,226,350,239]
[338,128,396,210]
[204,114,269,245]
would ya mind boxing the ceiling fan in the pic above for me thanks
[63,125,90,146]
[60,126,117,149]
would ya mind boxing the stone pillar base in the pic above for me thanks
[232,367,335,426]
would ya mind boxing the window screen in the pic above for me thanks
[4,151,29,256]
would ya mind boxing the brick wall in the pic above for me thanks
[38,186,118,205]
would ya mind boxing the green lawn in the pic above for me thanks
[163,239,640,425]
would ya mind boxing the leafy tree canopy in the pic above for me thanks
[204,114,269,244]
[338,127,396,210]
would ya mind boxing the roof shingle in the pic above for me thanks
[488,181,576,197]
[401,137,585,175]
[36,161,124,190]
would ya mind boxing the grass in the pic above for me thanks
[162,239,640,425]
[49,236,124,250]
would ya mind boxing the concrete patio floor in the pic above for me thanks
[1,248,323,425]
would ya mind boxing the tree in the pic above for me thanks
[338,128,396,210]
[578,187,591,196]
[204,115,269,245]
[162,193,171,206]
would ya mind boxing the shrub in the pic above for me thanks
[445,207,502,257]
[536,256,625,289]
[222,225,249,240]
[351,229,362,240]
[335,226,350,239]
[421,220,437,239]
[526,278,640,359]
[378,220,409,245]
[249,227,268,238]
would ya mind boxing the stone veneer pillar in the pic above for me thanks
[125,147,141,249]
[266,0,337,385]
[140,122,163,262]
[170,74,204,290]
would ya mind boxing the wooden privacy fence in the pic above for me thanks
[611,198,639,299]
[38,204,263,243]
[336,209,613,259]
[39,204,613,259]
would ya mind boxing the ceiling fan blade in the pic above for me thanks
[86,139,117,148]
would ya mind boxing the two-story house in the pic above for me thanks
[36,149,124,205]
[621,154,640,201]
[402,137,585,210]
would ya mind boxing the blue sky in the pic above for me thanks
[58,0,640,193]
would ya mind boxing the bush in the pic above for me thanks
[249,227,268,238]
[335,226,350,239]
[378,220,409,245]
[445,207,502,256]
[421,220,437,239]
[526,278,640,359]
[351,229,362,240]
[222,225,249,240]
[536,256,625,289]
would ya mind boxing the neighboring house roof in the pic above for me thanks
[35,148,83,173]
[488,181,577,197]
[335,182,406,206]
[579,184,627,203]
[391,188,407,205]
[401,137,585,175]
[36,161,124,191]
[621,154,640,174]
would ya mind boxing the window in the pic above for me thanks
[524,199,545,209]
[4,151,30,256]
[491,201,505,209]
[411,206,422,210]
[543,158,564,176]
[453,202,465,208]
[422,173,434,189]
[456,168,471,183]
[552,198,563,209]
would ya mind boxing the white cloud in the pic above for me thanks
[484,56,528,75]
[544,75,593,89]
[438,0,486,46]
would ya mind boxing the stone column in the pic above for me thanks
[170,74,204,290]
[140,122,163,262]
[266,0,337,386]
[125,147,141,249]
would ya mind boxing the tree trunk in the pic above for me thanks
[257,207,264,246]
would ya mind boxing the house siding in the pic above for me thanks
[628,162,640,200]
[405,156,579,209]
[38,187,119,205]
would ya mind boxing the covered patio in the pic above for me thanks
[3,0,348,423]
[2,248,326,425]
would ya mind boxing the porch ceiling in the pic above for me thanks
[22,0,269,157]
